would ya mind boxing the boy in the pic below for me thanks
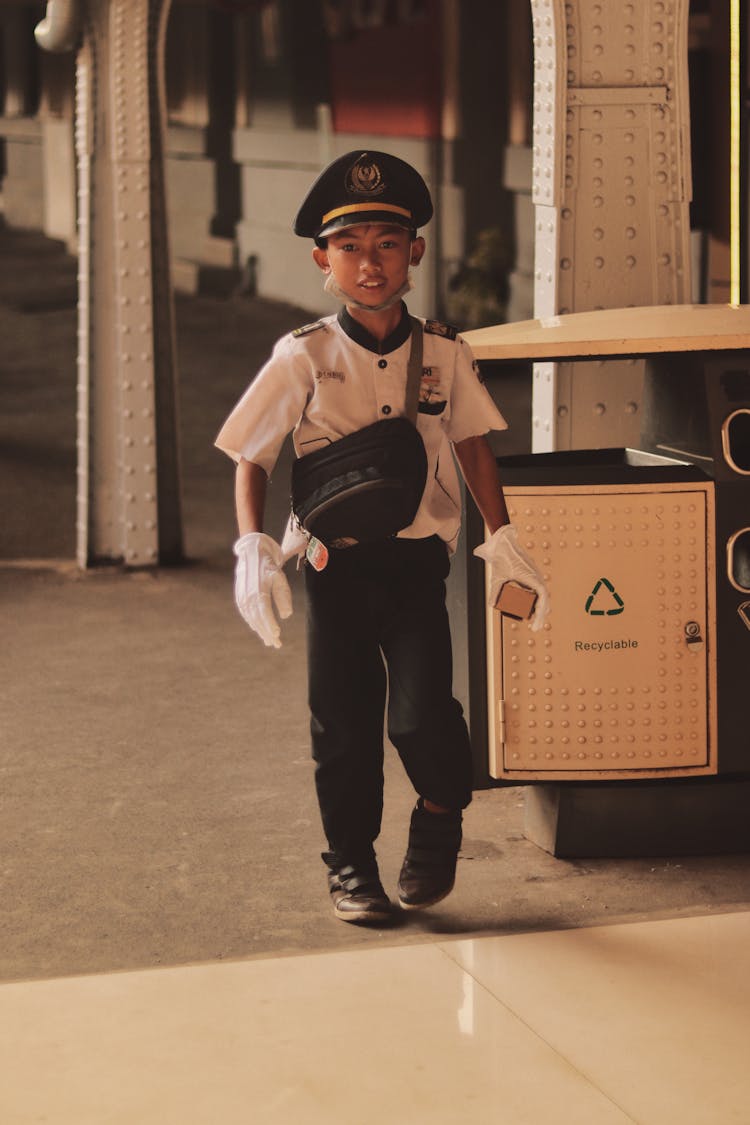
[216,151,548,925]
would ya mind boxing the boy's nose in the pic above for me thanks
[361,249,382,271]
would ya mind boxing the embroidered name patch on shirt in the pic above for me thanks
[315,370,346,383]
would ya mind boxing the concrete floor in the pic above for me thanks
[2,221,749,986]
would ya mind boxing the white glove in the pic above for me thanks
[474,524,550,632]
[233,532,293,648]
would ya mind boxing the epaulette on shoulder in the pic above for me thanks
[292,320,326,338]
[424,319,457,341]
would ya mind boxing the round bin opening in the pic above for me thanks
[728,528,750,592]
[721,410,750,474]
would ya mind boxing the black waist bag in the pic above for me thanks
[291,416,428,545]
[290,318,427,546]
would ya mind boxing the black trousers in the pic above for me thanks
[304,535,473,865]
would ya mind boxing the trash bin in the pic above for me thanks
[461,311,750,853]
[484,447,716,783]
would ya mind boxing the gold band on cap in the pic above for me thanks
[321,202,413,225]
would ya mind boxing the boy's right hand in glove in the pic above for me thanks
[474,524,550,632]
[233,531,293,648]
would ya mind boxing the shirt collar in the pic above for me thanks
[337,303,412,355]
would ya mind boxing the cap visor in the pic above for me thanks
[317,210,415,239]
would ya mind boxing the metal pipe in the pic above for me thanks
[34,0,81,54]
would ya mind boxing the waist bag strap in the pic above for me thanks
[404,317,423,424]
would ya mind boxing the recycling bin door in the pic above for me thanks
[486,470,717,781]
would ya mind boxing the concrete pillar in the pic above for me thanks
[1,5,44,229]
[41,116,76,246]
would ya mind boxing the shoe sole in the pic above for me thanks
[334,905,393,924]
[395,891,454,909]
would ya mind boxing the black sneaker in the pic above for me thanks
[397,800,462,910]
[326,862,393,925]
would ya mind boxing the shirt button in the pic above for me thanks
[382,405,392,415]
[378,359,387,369]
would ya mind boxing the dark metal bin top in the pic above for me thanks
[496,447,712,486]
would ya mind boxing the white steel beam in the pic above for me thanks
[72,0,182,566]
[530,0,693,450]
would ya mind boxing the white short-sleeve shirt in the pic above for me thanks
[215,306,507,552]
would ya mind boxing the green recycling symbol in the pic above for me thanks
[585,577,625,616]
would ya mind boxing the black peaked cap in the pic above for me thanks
[293,150,433,241]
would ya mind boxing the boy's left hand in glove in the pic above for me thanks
[474,524,550,632]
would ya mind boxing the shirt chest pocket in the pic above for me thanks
[295,369,352,453]
[307,367,353,423]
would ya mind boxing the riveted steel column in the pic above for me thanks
[530,0,692,451]
[76,0,182,567]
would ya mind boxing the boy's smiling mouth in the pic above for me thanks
[357,278,390,299]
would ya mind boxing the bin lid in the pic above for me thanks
[495,446,711,486]
[464,304,750,362]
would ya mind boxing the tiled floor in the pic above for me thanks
[1,910,748,1124]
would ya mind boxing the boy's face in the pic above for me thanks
[312,223,425,309]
